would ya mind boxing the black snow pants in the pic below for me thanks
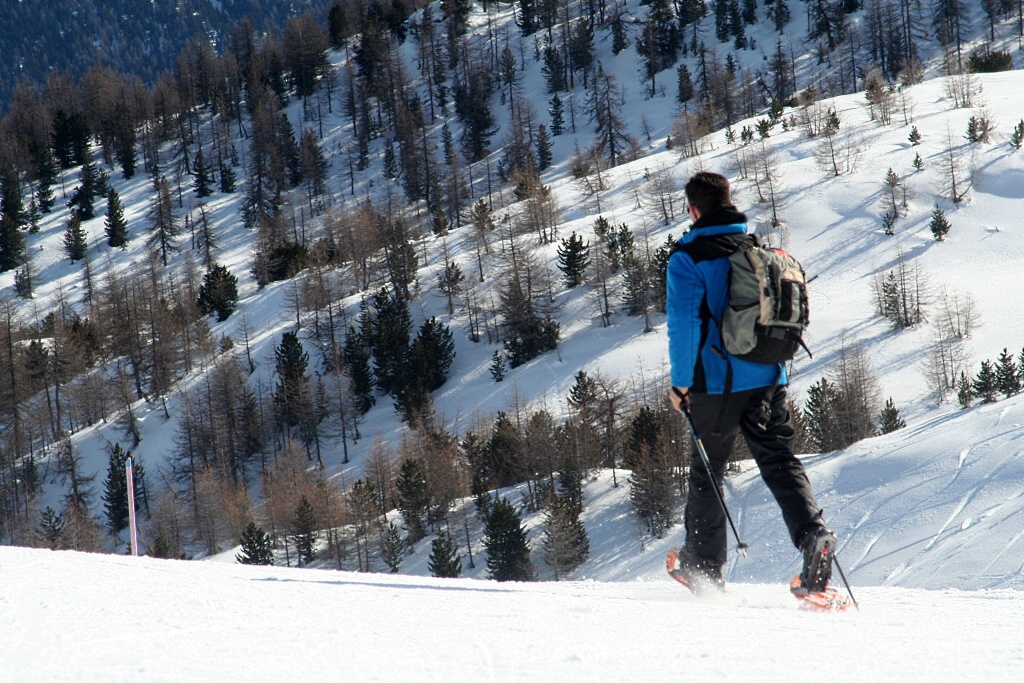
[683,385,822,571]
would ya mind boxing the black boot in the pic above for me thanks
[797,526,837,592]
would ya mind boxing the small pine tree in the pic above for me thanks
[14,264,32,298]
[196,264,240,322]
[541,495,590,580]
[430,203,448,236]
[67,161,97,220]
[104,188,129,248]
[437,261,465,316]
[382,141,398,178]
[428,529,463,578]
[929,205,951,241]
[995,348,1022,398]
[549,95,564,136]
[913,152,925,171]
[193,146,214,198]
[483,498,534,582]
[882,210,898,236]
[396,458,430,545]
[236,522,274,565]
[219,161,236,193]
[956,371,974,408]
[804,377,845,452]
[102,445,131,534]
[965,115,991,144]
[292,496,318,566]
[1010,120,1024,151]
[877,397,906,434]
[973,360,999,404]
[344,328,376,414]
[908,126,922,146]
[677,64,694,104]
[63,212,88,262]
[38,506,65,549]
[556,232,590,287]
[490,350,507,382]
[380,521,407,573]
[611,12,629,54]
[536,124,553,170]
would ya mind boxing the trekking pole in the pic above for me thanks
[831,553,860,610]
[677,396,749,557]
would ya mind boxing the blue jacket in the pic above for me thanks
[666,221,787,394]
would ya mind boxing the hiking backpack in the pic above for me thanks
[673,233,811,365]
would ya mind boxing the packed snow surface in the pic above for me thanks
[3,546,1024,682]
[7,391,1024,681]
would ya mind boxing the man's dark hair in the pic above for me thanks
[685,172,732,215]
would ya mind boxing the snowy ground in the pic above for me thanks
[2,546,1023,682]
[9,390,1024,681]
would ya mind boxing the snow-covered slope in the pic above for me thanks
[6,1,1024,633]
[4,544,1024,682]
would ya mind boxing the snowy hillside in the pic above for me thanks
[4,0,1024,617]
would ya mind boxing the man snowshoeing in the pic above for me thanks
[664,171,838,602]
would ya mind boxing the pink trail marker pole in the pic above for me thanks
[125,455,139,557]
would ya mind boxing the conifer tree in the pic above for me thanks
[973,360,999,404]
[102,445,130,534]
[483,498,534,582]
[236,522,274,565]
[0,211,26,272]
[909,125,922,146]
[995,348,1021,398]
[428,528,463,578]
[542,46,566,94]
[219,161,236,194]
[627,406,674,537]
[367,289,413,395]
[437,261,464,316]
[542,495,590,580]
[556,232,590,288]
[38,507,65,550]
[536,124,553,170]
[273,331,312,432]
[804,377,844,452]
[396,458,430,544]
[193,146,214,198]
[67,161,97,220]
[930,205,951,241]
[1011,120,1024,150]
[677,64,694,105]
[36,151,58,213]
[490,350,507,382]
[63,211,88,262]
[913,153,925,171]
[292,496,318,566]
[101,444,144,536]
[549,95,564,136]
[407,317,456,397]
[343,328,376,414]
[197,264,240,322]
[956,371,974,408]
[500,276,559,368]
[381,521,407,573]
[877,397,907,434]
[610,11,629,54]
[104,188,129,249]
